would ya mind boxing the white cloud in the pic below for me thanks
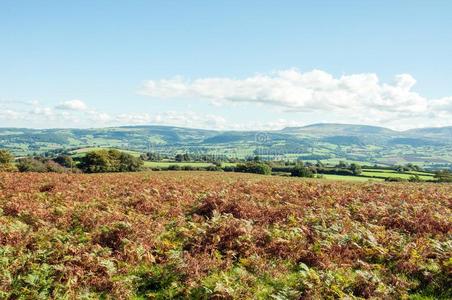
[113,111,227,129]
[140,69,452,127]
[0,109,24,120]
[1,69,452,130]
[55,99,87,111]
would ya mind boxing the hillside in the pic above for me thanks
[0,123,451,168]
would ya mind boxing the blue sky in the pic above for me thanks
[1,0,451,130]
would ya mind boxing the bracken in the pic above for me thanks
[0,171,450,299]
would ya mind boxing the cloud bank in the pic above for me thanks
[1,69,451,130]
[0,99,230,130]
[141,69,452,127]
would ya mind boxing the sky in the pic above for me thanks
[1,0,452,130]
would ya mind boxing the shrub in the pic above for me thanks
[53,155,74,168]
[291,164,314,178]
[350,163,362,175]
[222,166,235,172]
[434,170,452,182]
[17,158,48,172]
[168,164,182,171]
[385,177,408,182]
[409,175,422,182]
[17,158,68,173]
[0,149,16,172]
[206,165,222,172]
[80,149,143,173]
[235,162,271,175]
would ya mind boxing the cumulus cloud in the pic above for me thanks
[55,99,87,111]
[140,69,452,123]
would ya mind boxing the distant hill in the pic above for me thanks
[404,126,452,139]
[281,123,396,136]
[1,123,451,168]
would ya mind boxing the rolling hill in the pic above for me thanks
[1,123,451,168]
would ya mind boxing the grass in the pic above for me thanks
[320,174,384,182]
[143,161,214,168]
[362,170,435,181]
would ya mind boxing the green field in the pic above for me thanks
[143,161,214,168]
[320,174,384,182]
[362,169,435,181]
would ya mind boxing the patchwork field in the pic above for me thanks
[320,174,385,182]
[361,169,436,181]
[0,172,451,299]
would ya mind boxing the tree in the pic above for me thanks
[336,161,348,168]
[80,149,143,173]
[434,170,452,183]
[291,164,314,178]
[235,162,271,175]
[0,149,16,172]
[117,151,143,172]
[408,174,421,182]
[350,163,362,175]
[54,155,74,168]
[80,150,112,173]
[17,158,48,172]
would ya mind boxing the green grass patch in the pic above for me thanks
[320,174,384,182]
[362,171,434,181]
[143,161,214,168]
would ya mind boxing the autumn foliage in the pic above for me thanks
[0,172,450,299]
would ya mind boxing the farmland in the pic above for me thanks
[361,169,435,181]
[1,124,452,170]
[0,171,450,299]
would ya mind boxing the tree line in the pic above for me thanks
[1,148,451,182]
[0,149,142,173]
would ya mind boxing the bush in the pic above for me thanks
[409,175,422,182]
[350,163,362,175]
[434,170,452,183]
[17,158,68,173]
[291,164,314,178]
[385,177,408,182]
[206,165,222,172]
[168,165,182,171]
[235,162,272,175]
[17,158,48,172]
[222,166,235,172]
[0,149,16,172]
[80,149,143,173]
[53,155,74,168]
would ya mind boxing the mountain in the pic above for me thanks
[1,123,451,168]
[281,123,396,136]
[404,126,452,140]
